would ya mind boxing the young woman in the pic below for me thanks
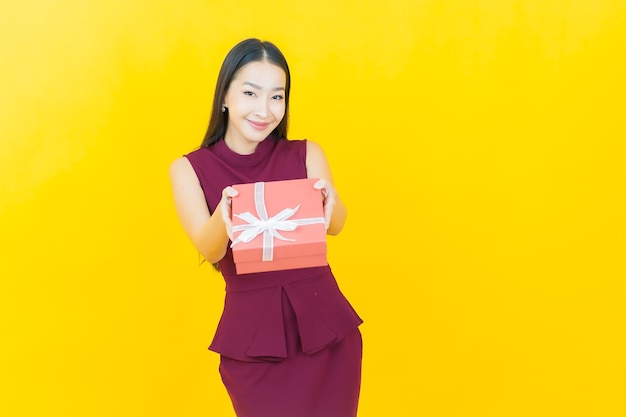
[169,38,363,417]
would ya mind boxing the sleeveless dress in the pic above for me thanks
[185,137,363,417]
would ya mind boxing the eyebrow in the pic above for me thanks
[242,81,285,91]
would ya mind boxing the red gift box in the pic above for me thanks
[230,178,328,274]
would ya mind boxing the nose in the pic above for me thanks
[254,99,270,118]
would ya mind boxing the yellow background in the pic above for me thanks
[1,1,625,416]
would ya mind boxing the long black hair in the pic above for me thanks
[201,39,291,148]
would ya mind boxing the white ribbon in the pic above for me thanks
[230,182,326,262]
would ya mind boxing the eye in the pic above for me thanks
[272,94,284,100]
[244,91,255,96]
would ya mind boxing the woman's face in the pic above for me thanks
[223,60,286,153]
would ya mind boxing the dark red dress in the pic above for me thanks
[185,137,363,417]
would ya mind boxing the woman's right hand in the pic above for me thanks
[219,186,239,240]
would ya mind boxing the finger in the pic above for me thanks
[220,203,234,240]
[221,202,233,225]
[224,186,239,198]
[313,179,331,202]
[225,223,233,241]
[323,195,335,230]
[313,179,326,190]
[324,204,333,229]
[220,188,239,216]
[222,186,238,203]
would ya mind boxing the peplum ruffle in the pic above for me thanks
[209,266,362,362]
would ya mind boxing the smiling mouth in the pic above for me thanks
[247,120,270,130]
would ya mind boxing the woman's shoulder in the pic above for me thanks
[277,136,307,146]
[169,155,195,179]
[169,145,211,178]
[275,137,328,157]
[269,137,307,156]
[303,139,327,162]
[178,145,218,170]
[183,146,209,159]
[279,137,326,153]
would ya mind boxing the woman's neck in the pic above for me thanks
[223,134,261,155]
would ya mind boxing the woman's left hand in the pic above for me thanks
[313,179,336,230]
[219,186,239,240]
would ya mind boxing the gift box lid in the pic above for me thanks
[230,178,327,264]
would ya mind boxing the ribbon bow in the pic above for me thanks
[230,182,325,262]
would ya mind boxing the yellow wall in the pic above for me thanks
[1,1,624,416]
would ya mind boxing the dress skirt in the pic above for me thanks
[219,289,363,417]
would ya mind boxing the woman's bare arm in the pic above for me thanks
[305,140,347,235]
[169,157,231,263]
